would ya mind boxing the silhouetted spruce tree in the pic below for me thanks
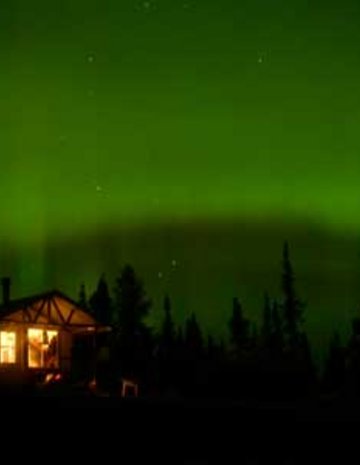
[157,295,176,391]
[268,299,284,353]
[259,296,284,399]
[185,313,203,358]
[346,318,360,395]
[174,326,185,366]
[78,283,88,310]
[89,274,112,325]
[281,241,304,348]
[261,292,272,345]
[114,265,151,332]
[280,243,317,396]
[113,265,152,380]
[229,297,250,352]
[160,295,176,355]
[173,326,186,394]
[228,298,254,397]
[72,277,111,384]
[261,294,284,360]
[183,313,204,395]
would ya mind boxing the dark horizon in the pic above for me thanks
[0,216,359,365]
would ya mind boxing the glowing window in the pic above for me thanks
[0,331,16,364]
[28,328,59,369]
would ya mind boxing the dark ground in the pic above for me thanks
[2,392,359,463]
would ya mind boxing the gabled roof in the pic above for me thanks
[0,290,110,333]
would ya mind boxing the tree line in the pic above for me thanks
[72,241,360,400]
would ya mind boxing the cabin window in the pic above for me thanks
[28,328,59,369]
[0,331,16,364]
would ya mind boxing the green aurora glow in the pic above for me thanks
[1,0,360,352]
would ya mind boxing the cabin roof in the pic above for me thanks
[0,289,110,333]
[0,289,81,314]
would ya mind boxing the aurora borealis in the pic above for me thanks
[1,0,360,352]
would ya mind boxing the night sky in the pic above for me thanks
[1,0,360,355]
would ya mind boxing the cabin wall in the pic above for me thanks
[0,324,97,375]
[19,326,26,370]
[60,330,72,372]
[0,324,73,374]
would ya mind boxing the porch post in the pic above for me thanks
[93,327,97,382]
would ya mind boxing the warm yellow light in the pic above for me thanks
[0,331,16,364]
[44,372,62,383]
[28,328,42,341]
[28,328,59,369]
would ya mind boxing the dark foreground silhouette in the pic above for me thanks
[1,386,358,464]
[0,240,359,463]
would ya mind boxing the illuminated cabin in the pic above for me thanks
[0,278,110,383]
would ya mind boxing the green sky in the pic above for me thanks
[1,0,360,352]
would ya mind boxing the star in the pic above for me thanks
[257,56,263,64]
[87,89,95,97]
[135,1,156,12]
[171,259,177,267]
[95,184,110,200]
[87,54,95,64]
[158,272,163,279]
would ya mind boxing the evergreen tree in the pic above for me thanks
[183,313,204,395]
[299,331,316,386]
[156,295,177,392]
[346,318,360,394]
[113,265,152,379]
[78,283,88,310]
[158,294,176,360]
[185,313,203,358]
[261,293,284,353]
[162,295,175,347]
[281,241,304,347]
[114,264,151,334]
[89,274,112,325]
[271,300,284,350]
[261,292,272,346]
[171,326,187,395]
[229,297,250,351]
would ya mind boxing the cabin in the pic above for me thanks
[0,278,110,385]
